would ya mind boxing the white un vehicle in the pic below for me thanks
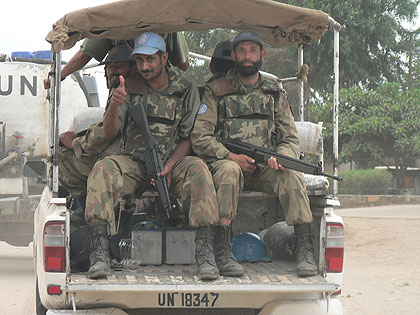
[0,50,102,247]
[29,0,344,314]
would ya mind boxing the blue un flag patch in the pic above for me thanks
[197,104,208,115]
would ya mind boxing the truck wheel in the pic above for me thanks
[36,279,47,315]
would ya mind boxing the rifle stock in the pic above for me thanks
[128,103,174,218]
[224,138,343,181]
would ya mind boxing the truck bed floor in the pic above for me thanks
[69,261,327,286]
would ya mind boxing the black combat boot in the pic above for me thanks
[214,225,244,277]
[88,221,111,279]
[195,226,219,280]
[294,223,317,277]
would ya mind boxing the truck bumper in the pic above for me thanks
[47,308,127,314]
[259,297,342,315]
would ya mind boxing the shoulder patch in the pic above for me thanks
[197,104,208,115]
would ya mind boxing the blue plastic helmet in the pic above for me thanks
[232,232,271,263]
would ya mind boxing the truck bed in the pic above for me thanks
[63,188,336,311]
[70,261,326,286]
[66,261,337,311]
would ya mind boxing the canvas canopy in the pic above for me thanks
[46,0,333,52]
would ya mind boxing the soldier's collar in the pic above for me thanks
[143,66,189,96]
[226,69,266,94]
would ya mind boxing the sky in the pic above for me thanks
[1,1,115,60]
[1,1,117,106]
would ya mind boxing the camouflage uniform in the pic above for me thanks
[191,69,312,226]
[85,70,219,235]
[58,73,142,198]
[58,92,114,198]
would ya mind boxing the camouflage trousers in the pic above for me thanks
[85,155,219,235]
[209,160,313,226]
[58,149,101,198]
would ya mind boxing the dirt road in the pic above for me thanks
[0,241,35,314]
[1,205,419,314]
[338,207,420,315]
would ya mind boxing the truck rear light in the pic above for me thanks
[43,222,66,272]
[47,285,62,295]
[326,223,344,273]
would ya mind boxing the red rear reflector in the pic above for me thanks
[43,222,66,272]
[44,247,65,271]
[326,223,344,273]
[47,285,62,295]
[326,247,344,273]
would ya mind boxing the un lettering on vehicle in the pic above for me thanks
[157,292,220,307]
[0,75,37,96]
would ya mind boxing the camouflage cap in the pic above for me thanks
[100,45,133,65]
[233,31,263,48]
[211,40,233,61]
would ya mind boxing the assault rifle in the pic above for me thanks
[224,138,343,181]
[129,103,174,218]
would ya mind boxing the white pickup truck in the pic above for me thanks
[31,0,344,314]
[33,176,344,315]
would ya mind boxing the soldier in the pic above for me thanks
[84,32,221,280]
[208,40,235,80]
[59,45,136,216]
[43,32,189,89]
[191,31,317,277]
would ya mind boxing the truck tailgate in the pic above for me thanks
[66,261,338,310]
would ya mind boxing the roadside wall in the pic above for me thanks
[338,195,420,208]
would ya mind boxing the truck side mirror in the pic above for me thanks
[23,160,46,181]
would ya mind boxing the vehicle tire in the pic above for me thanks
[36,279,47,315]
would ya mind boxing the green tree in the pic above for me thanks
[280,0,419,97]
[309,83,420,188]
[183,29,235,86]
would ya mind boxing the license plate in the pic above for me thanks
[157,292,220,307]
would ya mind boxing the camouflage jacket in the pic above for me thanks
[119,70,200,160]
[71,90,115,158]
[71,73,144,158]
[191,69,301,163]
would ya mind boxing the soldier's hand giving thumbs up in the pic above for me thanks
[110,75,127,108]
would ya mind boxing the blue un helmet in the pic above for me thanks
[131,32,166,58]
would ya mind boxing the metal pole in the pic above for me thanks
[49,49,56,192]
[52,51,62,196]
[298,45,304,122]
[333,28,340,198]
